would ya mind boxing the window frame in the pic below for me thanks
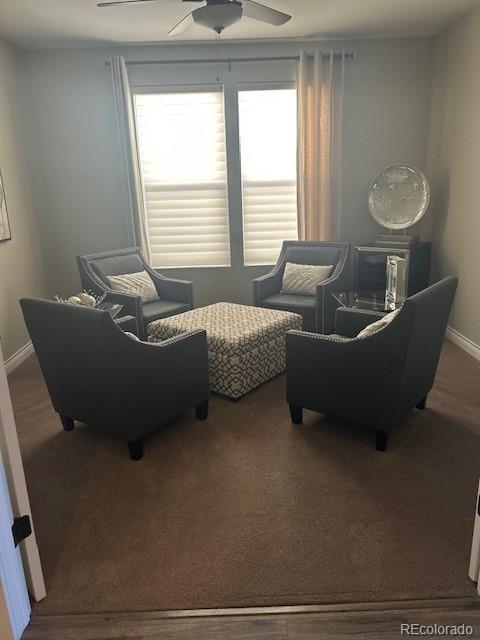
[131,79,299,270]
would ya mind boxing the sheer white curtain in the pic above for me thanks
[297,50,345,241]
[110,56,151,261]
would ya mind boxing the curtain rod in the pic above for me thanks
[104,53,354,67]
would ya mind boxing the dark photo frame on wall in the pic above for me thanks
[0,170,12,242]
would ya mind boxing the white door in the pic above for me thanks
[0,341,46,604]
[469,478,480,594]
[0,443,30,639]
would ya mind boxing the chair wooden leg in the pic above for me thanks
[375,429,388,452]
[60,415,74,431]
[127,439,144,461]
[195,400,209,421]
[290,405,303,425]
[416,396,427,410]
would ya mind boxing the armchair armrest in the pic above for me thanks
[114,314,139,336]
[150,272,194,307]
[334,307,386,338]
[111,329,209,440]
[103,290,144,327]
[253,268,283,305]
[286,327,405,428]
[314,253,352,334]
[142,263,193,306]
[142,329,207,366]
[129,328,209,397]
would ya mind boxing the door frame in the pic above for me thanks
[0,441,30,639]
[469,478,480,594]
[0,341,46,602]
[0,581,15,640]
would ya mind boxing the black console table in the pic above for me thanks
[354,241,431,296]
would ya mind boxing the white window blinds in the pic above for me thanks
[134,89,230,268]
[238,88,298,266]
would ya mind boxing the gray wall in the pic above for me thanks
[0,39,47,360]
[426,7,480,345]
[23,37,434,306]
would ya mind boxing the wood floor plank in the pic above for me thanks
[25,596,480,623]
[23,617,288,640]
[22,603,480,640]
[286,608,480,639]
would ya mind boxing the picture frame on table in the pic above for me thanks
[0,170,12,242]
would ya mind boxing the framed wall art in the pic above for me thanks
[0,170,12,242]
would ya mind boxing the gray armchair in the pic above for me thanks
[77,247,193,339]
[286,277,458,451]
[253,241,351,333]
[20,298,209,460]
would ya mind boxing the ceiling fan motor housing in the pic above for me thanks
[193,0,243,33]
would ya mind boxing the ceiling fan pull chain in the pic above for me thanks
[215,33,221,83]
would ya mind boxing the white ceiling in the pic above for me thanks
[0,0,478,50]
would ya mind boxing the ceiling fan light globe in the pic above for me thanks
[192,3,243,32]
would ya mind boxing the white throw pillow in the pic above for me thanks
[281,262,333,296]
[357,308,400,338]
[108,270,158,303]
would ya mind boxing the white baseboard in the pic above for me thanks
[4,341,34,374]
[446,326,480,363]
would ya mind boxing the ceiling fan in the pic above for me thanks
[96,0,291,36]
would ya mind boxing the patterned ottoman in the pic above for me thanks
[148,302,302,400]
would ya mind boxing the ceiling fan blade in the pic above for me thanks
[168,10,195,35]
[242,0,291,26]
[97,0,202,7]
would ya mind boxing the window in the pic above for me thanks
[238,87,298,266]
[134,89,230,268]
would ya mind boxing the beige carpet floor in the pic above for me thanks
[8,341,480,615]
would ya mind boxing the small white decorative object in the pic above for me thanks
[77,292,96,307]
[57,290,106,308]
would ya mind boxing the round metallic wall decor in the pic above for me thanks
[368,164,430,230]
